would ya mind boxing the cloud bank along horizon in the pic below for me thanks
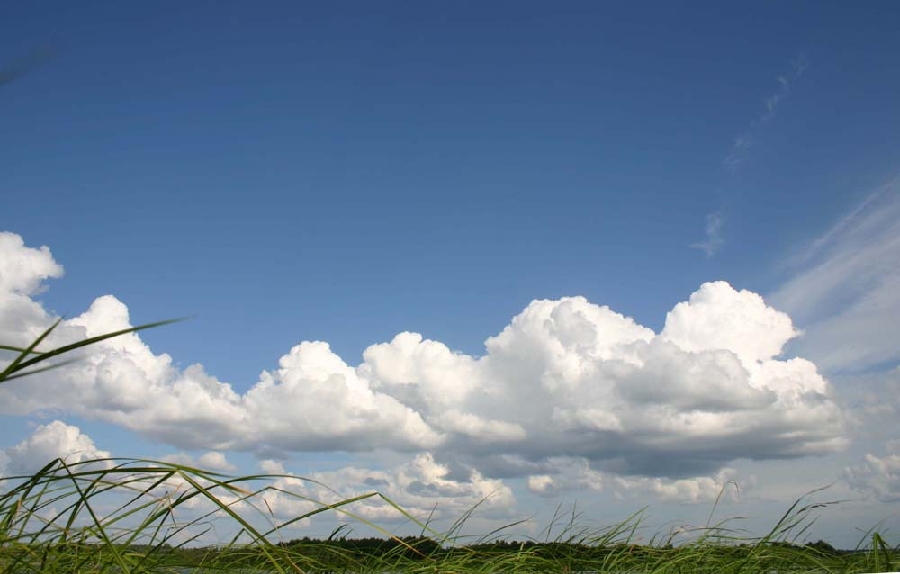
[0,229,855,514]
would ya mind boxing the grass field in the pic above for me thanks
[1,455,897,573]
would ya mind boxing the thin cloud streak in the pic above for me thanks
[771,177,900,372]
[787,176,900,268]
[696,53,808,258]
[690,211,724,257]
[723,52,809,171]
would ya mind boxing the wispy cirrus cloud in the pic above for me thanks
[723,53,809,170]
[770,176,900,373]
[770,178,900,504]
[692,54,809,258]
[690,211,724,257]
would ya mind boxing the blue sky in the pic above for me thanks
[2,1,900,548]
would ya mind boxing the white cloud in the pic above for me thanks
[0,232,63,297]
[3,420,111,475]
[0,232,65,348]
[198,451,236,472]
[259,453,516,524]
[615,469,741,503]
[690,212,724,257]
[663,281,800,365]
[0,232,849,489]
[770,177,900,372]
[525,457,744,503]
[162,451,237,473]
[845,441,900,503]
[1,283,437,453]
[244,341,442,453]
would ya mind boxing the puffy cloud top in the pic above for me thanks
[0,232,847,484]
[662,281,800,366]
[0,232,63,297]
[845,440,900,503]
[244,341,442,452]
[4,420,111,475]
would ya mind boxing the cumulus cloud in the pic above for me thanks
[162,451,237,473]
[0,232,64,296]
[770,177,900,372]
[3,420,111,475]
[259,453,516,524]
[526,458,744,503]
[1,287,436,454]
[0,232,64,347]
[0,232,848,490]
[845,441,900,503]
[244,341,442,453]
[0,423,508,537]
[663,281,800,365]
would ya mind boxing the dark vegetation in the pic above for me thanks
[3,534,897,573]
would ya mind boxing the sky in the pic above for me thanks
[2,1,900,549]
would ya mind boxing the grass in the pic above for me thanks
[1,321,899,573]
